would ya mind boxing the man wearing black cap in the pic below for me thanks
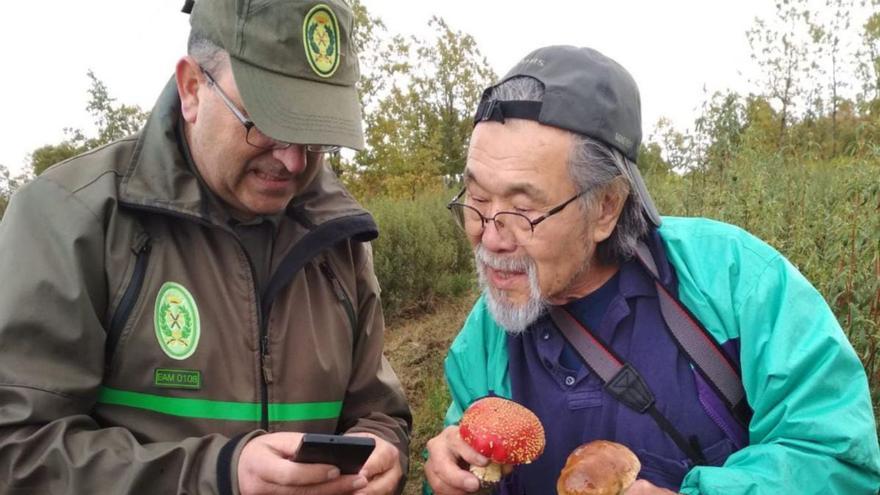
[425,46,879,494]
[0,1,410,494]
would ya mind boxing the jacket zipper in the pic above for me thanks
[106,233,152,371]
[233,242,269,431]
[258,318,269,431]
[319,261,357,336]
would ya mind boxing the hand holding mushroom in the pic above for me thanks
[425,397,545,494]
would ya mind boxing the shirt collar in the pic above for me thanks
[618,257,656,299]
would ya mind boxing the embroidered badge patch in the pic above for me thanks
[303,4,341,78]
[154,282,200,360]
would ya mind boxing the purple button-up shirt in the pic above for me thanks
[501,238,744,494]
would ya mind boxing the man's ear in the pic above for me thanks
[176,56,203,124]
[591,179,628,243]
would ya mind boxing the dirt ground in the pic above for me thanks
[384,293,478,494]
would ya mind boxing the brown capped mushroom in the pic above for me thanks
[557,440,641,495]
[459,396,545,487]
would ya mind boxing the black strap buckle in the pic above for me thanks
[605,364,655,413]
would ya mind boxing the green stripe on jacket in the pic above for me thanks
[98,387,342,422]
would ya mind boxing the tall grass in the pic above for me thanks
[646,154,880,409]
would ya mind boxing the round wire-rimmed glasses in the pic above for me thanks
[446,188,587,245]
[201,68,341,154]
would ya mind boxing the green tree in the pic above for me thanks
[652,117,696,172]
[0,165,11,218]
[0,164,34,219]
[802,0,856,157]
[342,12,496,199]
[857,8,880,110]
[746,0,810,151]
[349,0,400,114]
[414,17,497,182]
[694,91,748,176]
[638,142,671,177]
[29,142,82,177]
[740,95,783,154]
[29,70,148,176]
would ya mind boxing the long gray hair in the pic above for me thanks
[485,76,649,264]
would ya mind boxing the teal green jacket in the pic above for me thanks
[443,217,880,494]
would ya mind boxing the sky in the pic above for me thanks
[0,0,780,174]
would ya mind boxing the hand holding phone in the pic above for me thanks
[292,433,376,475]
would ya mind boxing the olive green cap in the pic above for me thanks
[189,0,364,150]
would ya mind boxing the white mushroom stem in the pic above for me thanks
[470,462,503,484]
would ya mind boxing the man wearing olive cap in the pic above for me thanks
[425,45,879,494]
[0,1,410,494]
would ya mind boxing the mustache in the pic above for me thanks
[247,158,293,178]
[475,245,531,272]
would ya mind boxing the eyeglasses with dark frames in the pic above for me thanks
[201,68,341,154]
[446,187,587,245]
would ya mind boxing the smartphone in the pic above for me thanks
[292,433,376,475]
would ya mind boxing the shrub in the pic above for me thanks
[366,191,475,321]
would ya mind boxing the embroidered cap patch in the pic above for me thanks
[303,4,341,78]
[154,282,200,360]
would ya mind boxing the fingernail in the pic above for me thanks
[326,468,340,480]
[352,476,368,489]
[475,455,488,465]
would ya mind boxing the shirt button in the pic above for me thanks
[565,375,576,386]
[542,332,550,341]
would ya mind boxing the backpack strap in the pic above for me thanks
[633,241,750,425]
[549,307,707,465]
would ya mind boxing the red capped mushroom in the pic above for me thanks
[459,396,545,486]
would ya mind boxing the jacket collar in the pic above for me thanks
[118,78,208,220]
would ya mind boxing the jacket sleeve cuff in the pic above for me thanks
[217,430,265,495]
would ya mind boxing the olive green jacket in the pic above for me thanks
[0,80,411,494]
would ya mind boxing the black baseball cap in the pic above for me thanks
[474,45,661,226]
[188,0,364,150]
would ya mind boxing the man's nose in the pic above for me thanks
[271,145,307,175]
[480,217,518,253]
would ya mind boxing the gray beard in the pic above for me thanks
[475,245,548,334]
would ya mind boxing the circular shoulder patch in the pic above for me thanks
[303,4,341,78]
[154,282,201,360]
